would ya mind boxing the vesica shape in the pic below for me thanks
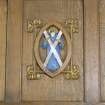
[34,22,71,77]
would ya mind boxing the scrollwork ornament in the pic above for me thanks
[27,18,45,33]
[26,18,80,80]
[64,65,80,80]
[26,65,42,80]
[65,18,79,35]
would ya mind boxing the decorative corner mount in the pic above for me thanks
[27,19,45,33]
[64,65,80,80]
[26,65,42,80]
[65,18,79,34]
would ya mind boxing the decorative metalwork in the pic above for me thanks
[64,65,80,80]
[26,65,41,80]
[26,18,80,80]
[64,18,80,80]
[27,18,45,80]
[27,19,45,33]
[65,18,79,34]
[26,64,79,80]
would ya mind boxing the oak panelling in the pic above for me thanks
[0,0,7,101]
[22,0,83,101]
[0,102,85,105]
[97,104,105,105]
[99,0,105,102]
[1,0,100,104]
[84,0,99,104]
[5,0,23,102]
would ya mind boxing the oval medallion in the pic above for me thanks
[34,22,71,77]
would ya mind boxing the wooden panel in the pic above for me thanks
[97,104,105,105]
[84,0,99,104]
[99,0,105,102]
[0,102,85,105]
[22,0,83,101]
[0,0,7,101]
[5,0,23,102]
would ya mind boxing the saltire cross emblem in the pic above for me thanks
[43,30,63,69]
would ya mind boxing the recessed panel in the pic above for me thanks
[22,0,83,101]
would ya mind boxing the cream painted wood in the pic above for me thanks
[5,0,23,102]
[0,0,7,101]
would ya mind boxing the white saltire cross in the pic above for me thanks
[43,30,63,68]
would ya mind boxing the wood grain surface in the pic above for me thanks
[0,0,7,101]
[5,0,23,102]
[99,0,105,102]
[22,0,83,101]
[0,0,104,105]
[84,0,99,104]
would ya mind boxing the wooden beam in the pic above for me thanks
[0,0,7,101]
[84,0,99,104]
[5,0,23,102]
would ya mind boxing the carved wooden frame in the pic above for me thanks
[34,21,71,77]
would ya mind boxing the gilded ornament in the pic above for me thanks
[26,65,41,80]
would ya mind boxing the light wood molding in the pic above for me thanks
[84,0,99,104]
[0,0,7,101]
[5,0,23,103]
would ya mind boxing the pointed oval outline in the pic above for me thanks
[34,21,71,77]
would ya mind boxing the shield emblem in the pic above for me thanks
[34,22,71,77]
